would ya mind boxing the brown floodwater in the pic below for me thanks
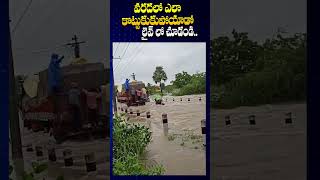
[10,116,110,180]
[211,103,307,180]
[117,94,206,175]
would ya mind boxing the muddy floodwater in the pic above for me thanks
[117,94,207,175]
[211,103,307,180]
[10,112,110,180]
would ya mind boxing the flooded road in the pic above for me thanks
[117,94,206,175]
[210,103,307,180]
[10,114,110,180]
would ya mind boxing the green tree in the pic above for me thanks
[210,29,260,85]
[152,66,167,93]
[172,71,192,88]
[211,30,306,108]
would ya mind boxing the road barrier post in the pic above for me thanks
[146,111,151,118]
[137,110,140,116]
[63,149,73,167]
[201,119,206,146]
[85,152,96,172]
[225,115,231,126]
[26,143,33,152]
[285,112,292,124]
[48,148,56,162]
[162,113,168,136]
[249,115,256,125]
[35,146,43,157]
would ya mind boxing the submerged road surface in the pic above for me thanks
[211,103,306,180]
[10,112,110,180]
[117,94,207,175]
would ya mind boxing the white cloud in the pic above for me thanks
[113,43,206,86]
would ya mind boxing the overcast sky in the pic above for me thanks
[10,0,306,75]
[10,0,110,76]
[113,43,206,85]
[211,0,306,41]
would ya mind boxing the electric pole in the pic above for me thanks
[66,35,86,58]
[112,56,121,113]
[9,19,24,179]
[131,73,136,80]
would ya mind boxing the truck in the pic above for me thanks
[23,61,110,142]
[116,80,148,106]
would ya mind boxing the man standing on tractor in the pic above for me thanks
[48,53,64,131]
[125,79,130,104]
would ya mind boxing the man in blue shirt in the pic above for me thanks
[125,79,130,92]
[48,53,64,126]
[48,53,64,94]
[125,79,130,104]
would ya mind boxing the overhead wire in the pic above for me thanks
[116,43,145,82]
[114,43,131,70]
[113,42,120,57]
[119,43,144,74]
[11,0,34,34]
[115,43,142,73]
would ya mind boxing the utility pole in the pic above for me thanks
[112,56,121,113]
[9,19,24,179]
[131,73,136,80]
[66,35,86,58]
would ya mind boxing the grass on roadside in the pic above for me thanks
[113,115,165,175]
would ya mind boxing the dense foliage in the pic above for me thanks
[113,115,164,175]
[211,30,306,108]
[165,71,206,96]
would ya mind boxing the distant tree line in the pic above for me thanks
[211,29,306,108]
